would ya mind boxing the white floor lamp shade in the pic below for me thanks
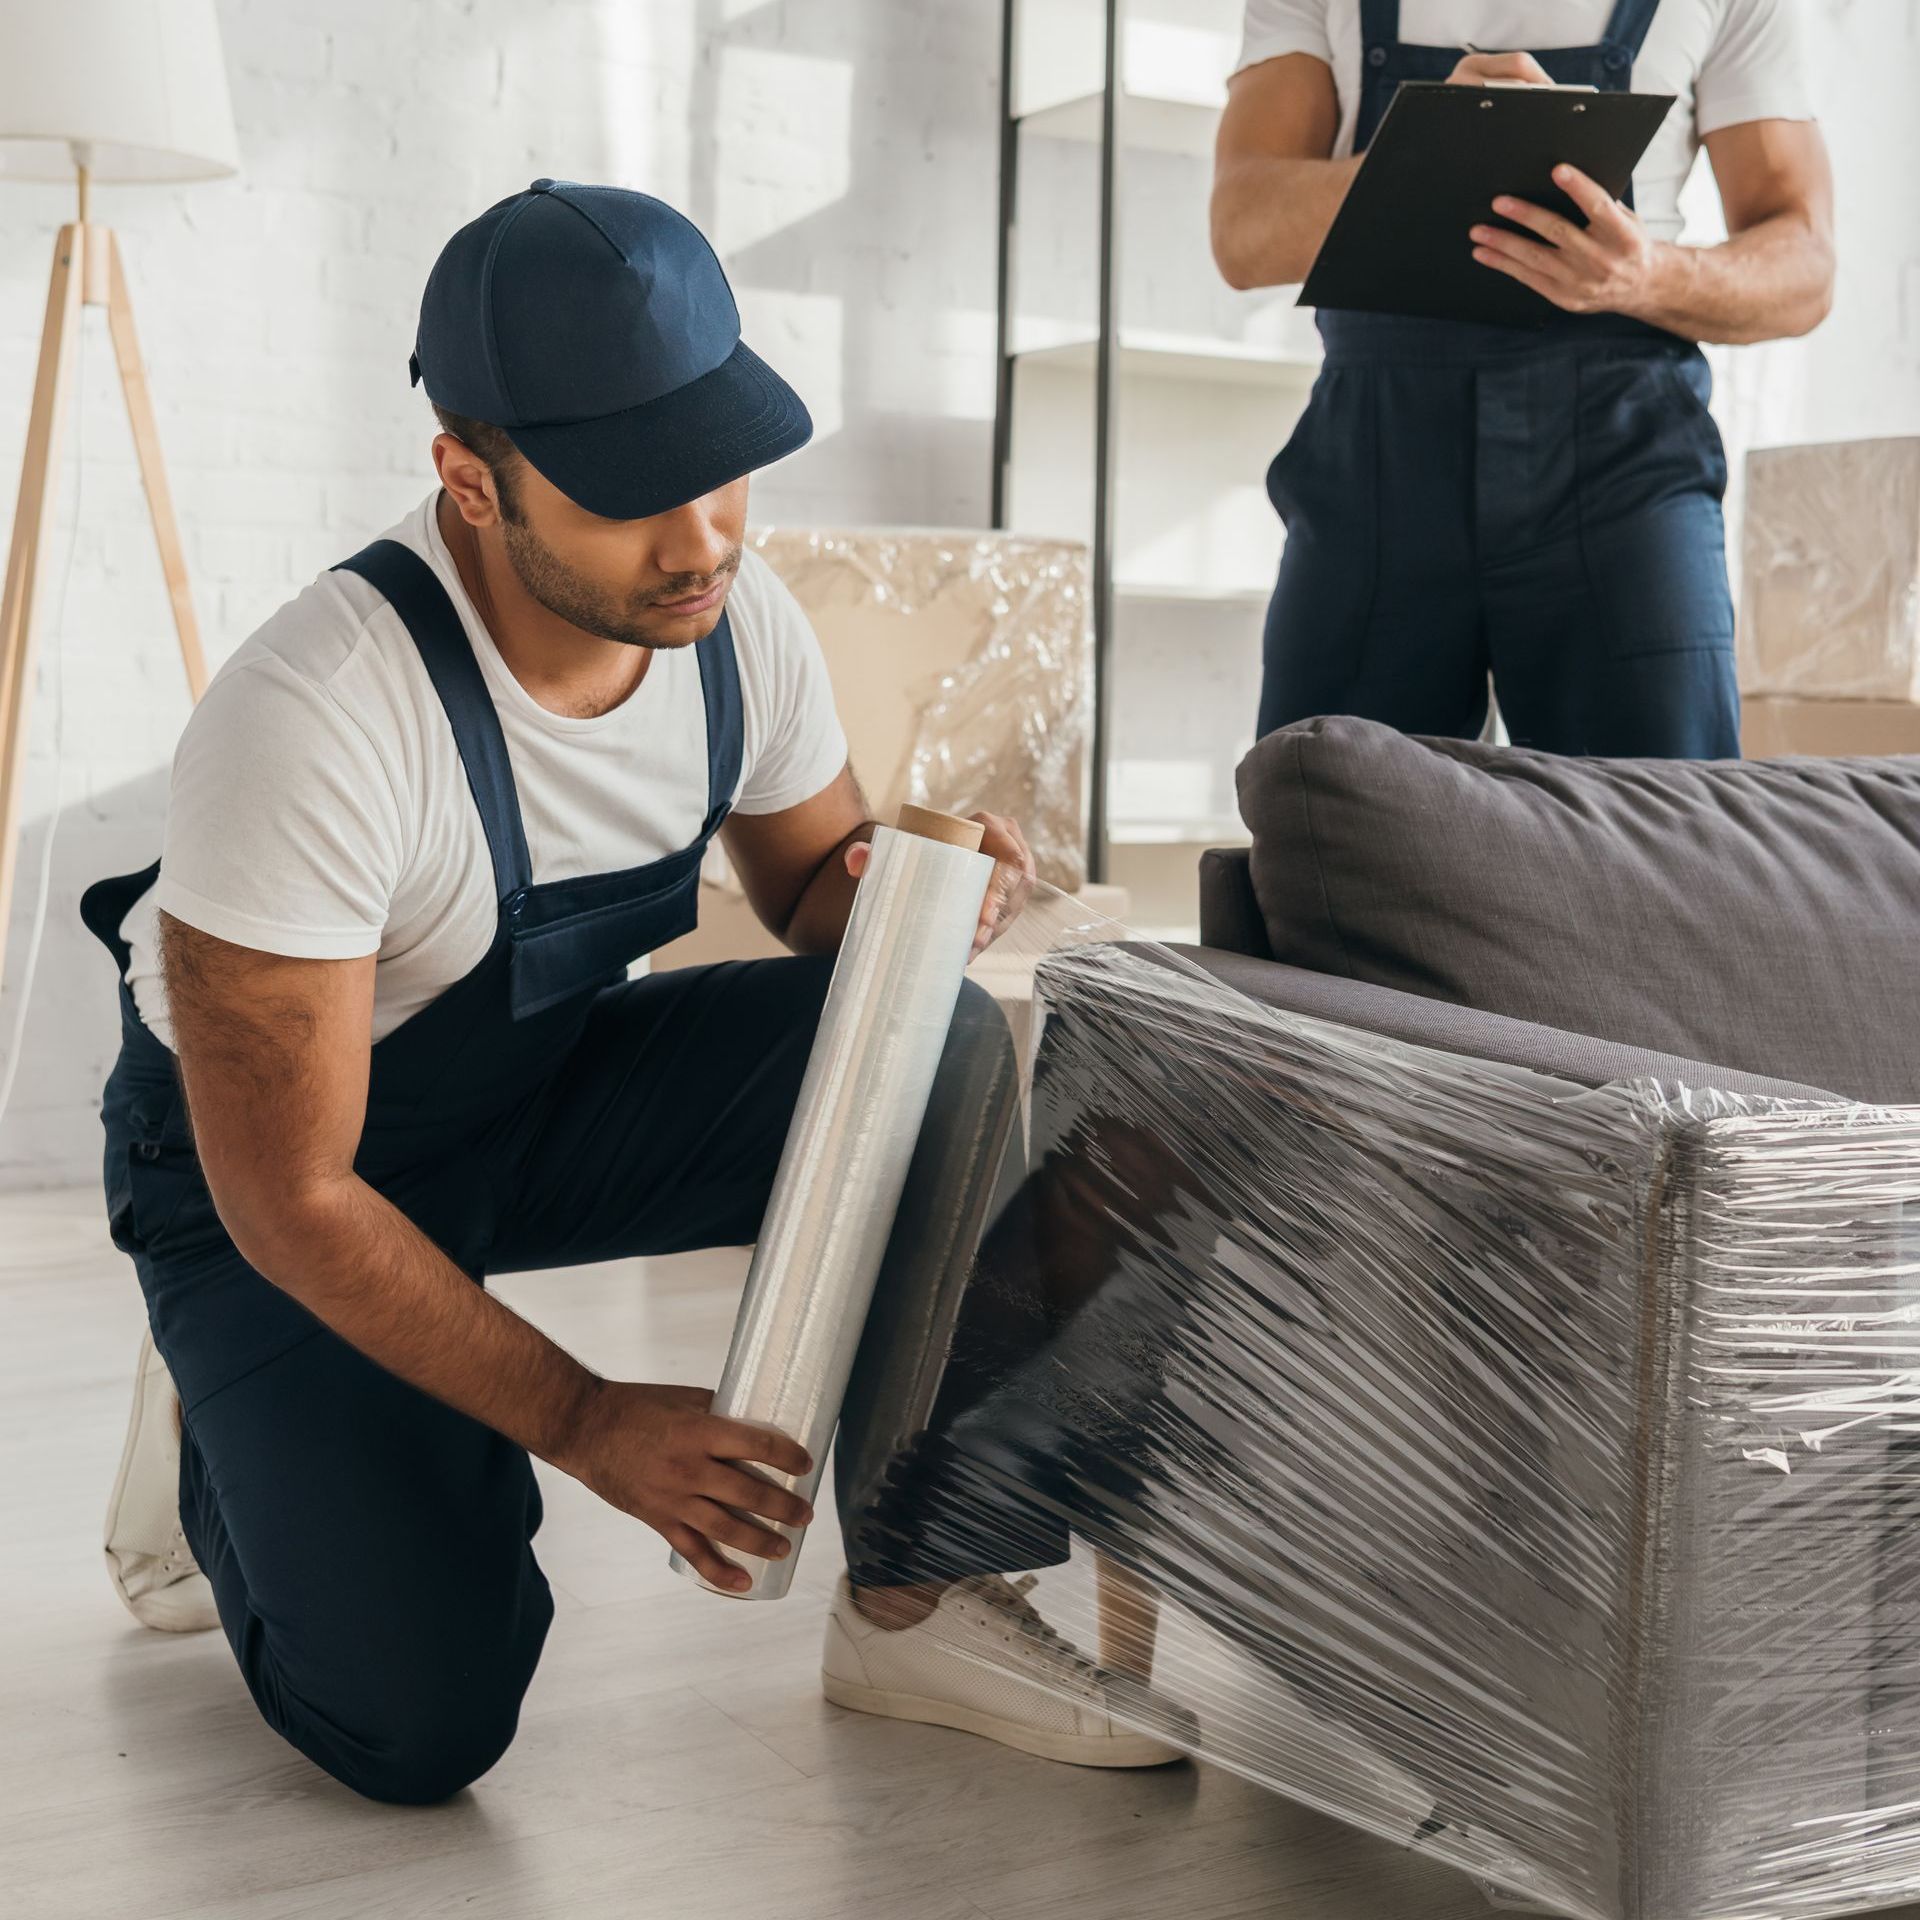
[0,0,239,182]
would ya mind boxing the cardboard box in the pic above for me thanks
[653,526,1105,971]
[1739,438,1920,702]
[1742,695,1920,757]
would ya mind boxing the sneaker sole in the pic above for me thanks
[116,1571,220,1634]
[103,1335,162,1572]
[821,1671,1186,1769]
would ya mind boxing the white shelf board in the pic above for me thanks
[1116,580,1270,608]
[1018,88,1221,158]
[1011,0,1243,124]
[1011,322,1319,388]
[1004,346,1294,592]
[1108,815,1251,847]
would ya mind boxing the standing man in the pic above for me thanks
[90,181,1178,1803]
[1213,0,1835,755]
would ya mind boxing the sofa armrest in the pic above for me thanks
[1006,935,1920,1919]
[1157,943,1838,1102]
[1197,847,1271,960]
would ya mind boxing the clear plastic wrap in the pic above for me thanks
[749,527,1092,890]
[759,879,1920,1920]
[1739,439,1920,702]
[672,814,993,1599]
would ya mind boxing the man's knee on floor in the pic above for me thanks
[261,1584,552,1806]
[322,1685,529,1806]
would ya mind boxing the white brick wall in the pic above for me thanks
[0,0,1001,1187]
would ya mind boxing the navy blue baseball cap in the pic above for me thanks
[411,180,812,521]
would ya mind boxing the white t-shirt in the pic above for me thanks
[123,495,848,1049]
[1234,0,1815,240]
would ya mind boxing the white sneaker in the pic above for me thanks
[104,1333,218,1633]
[822,1572,1188,1768]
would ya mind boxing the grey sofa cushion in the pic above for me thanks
[1236,716,1920,1106]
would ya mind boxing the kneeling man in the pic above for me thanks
[90,181,1178,1802]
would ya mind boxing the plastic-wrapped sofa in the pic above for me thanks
[836,717,1920,1920]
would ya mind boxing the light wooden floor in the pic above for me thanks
[0,1190,1775,1918]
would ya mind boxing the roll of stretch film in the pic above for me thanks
[670,804,994,1599]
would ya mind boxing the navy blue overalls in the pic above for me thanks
[80,539,978,1803]
[1257,0,1741,757]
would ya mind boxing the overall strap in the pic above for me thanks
[1359,0,1401,54]
[333,540,533,901]
[694,608,744,833]
[1600,0,1661,61]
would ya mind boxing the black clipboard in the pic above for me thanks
[1299,81,1674,329]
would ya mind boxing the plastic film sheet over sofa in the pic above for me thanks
[823,885,1920,1920]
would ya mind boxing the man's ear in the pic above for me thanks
[431,432,503,529]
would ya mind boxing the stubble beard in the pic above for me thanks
[500,516,741,650]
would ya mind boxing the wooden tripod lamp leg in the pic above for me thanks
[104,232,207,701]
[0,227,83,987]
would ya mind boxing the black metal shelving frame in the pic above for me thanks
[990,0,1123,886]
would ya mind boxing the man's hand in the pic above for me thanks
[557,1381,814,1593]
[1447,56,1669,318]
[967,811,1037,956]
[1446,50,1553,87]
[1471,163,1663,316]
[845,810,1036,957]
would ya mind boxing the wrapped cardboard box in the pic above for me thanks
[656,527,1106,970]
[1743,695,1920,757]
[1739,438,1920,701]
[748,527,1091,889]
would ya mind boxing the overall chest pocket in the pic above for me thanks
[507,861,705,1018]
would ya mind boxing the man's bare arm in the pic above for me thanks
[1210,54,1358,290]
[723,762,873,956]
[160,912,811,1591]
[1648,119,1834,343]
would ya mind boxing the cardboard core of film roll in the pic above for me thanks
[894,802,985,852]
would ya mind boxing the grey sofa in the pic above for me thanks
[863,717,1920,1920]
[837,716,1920,1918]
[1118,719,1920,1920]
